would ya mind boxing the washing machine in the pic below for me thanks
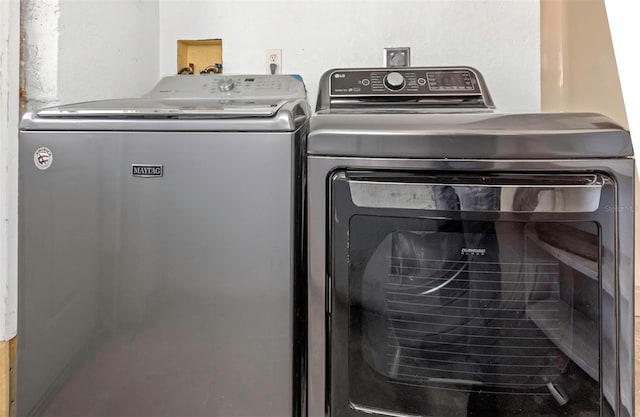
[18,74,309,417]
[306,67,634,417]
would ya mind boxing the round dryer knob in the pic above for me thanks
[384,72,406,91]
[218,77,235,92]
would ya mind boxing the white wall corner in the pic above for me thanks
[22,0,60,112]
[0,0,21,340]
[605,1,640,142]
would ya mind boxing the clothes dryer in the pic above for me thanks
[307,67,634,417]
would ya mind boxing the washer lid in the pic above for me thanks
[21,75,310,132]
[36,98,287,118]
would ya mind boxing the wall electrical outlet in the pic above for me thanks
[266,49,282,75]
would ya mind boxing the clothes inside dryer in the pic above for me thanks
[348,213,601,416]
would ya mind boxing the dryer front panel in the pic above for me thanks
[327,170,622,417]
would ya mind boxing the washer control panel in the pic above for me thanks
[146,75,306,100]
[329,68,481,97]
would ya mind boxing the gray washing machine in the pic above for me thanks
[19,75,309,417]
[307,67,634,417]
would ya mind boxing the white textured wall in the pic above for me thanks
[0,0,20,341]
[22,0,61,112]
[57,0,160,105]
[159,0,541,111]
[23,0,160,112]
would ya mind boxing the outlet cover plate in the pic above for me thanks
[384,47,411,68]
[266,49,282,74]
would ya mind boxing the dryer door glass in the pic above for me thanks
[329,172,617,417]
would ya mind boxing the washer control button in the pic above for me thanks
[218,77,235,92]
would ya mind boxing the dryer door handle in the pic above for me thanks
[345,174,606,213]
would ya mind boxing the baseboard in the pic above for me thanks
[0,338,16,417]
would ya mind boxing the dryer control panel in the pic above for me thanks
[318,66,494,111]
[330,68,481,97]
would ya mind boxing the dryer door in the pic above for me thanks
[328,171,622,417]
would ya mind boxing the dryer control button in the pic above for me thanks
[384,72,405,91]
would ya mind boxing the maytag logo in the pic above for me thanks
[461,248,486,256]
[132,165,163,178]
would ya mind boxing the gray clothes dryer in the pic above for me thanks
[18,75,309,417]
[307,67,634,417]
